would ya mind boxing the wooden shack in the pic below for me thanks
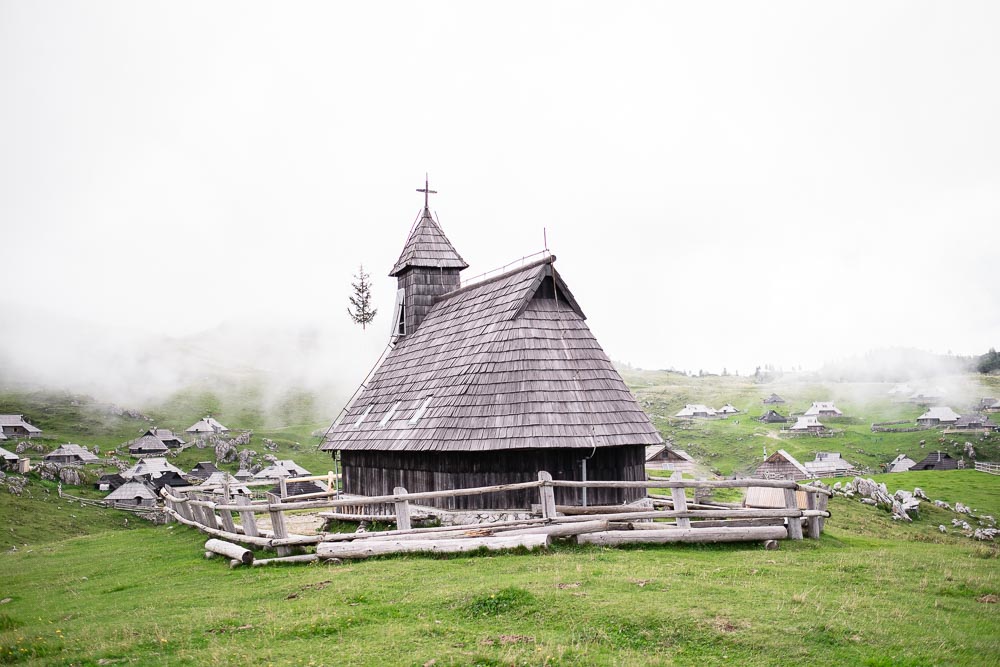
[762,393,786,404]
[322,198,661,510]
[803,452,856,477]
[916,406,960,426]
[758,409,788,424]
[144,428,185,448]
[0,445,19,471]
[674,404,717,418]
[950,413,997,431]
[804,402,842,417]
[644,444,697,473]
[127,434,169,457]
[105,480,158,508]
[44,444,99,464]
[0,415,42,439]
[95,473,125,492]
[753,449,811,481]
[188,462,221,481]
[185,416,229,437]
[887,454,916,473]
[910,451,959,471]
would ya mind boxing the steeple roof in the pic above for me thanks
[389,208,469,277]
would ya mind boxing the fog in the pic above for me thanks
[1,2,997,410]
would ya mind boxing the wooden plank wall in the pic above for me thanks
[341,445,646,510]
[398,268,462,335]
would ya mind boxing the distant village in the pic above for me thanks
[0,414,327,511]
[660,389,999,481]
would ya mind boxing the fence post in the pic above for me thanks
[218,498,237,535]
[267,492,291,556]
[279,477,288,499]
[393,486,412,530]
[670,471,691,528]
[784,486,803,540]
[816,491,829,534]
[236,494,259,537]
[327,471,335,494]
[806,490,821,539]
[538,471,557,519]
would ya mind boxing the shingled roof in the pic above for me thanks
[389,208,469,277]
[323,256,661,453]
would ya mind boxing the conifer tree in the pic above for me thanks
[347,264,377,330]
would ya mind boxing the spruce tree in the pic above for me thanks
[347,264,377,330]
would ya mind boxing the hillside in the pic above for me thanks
[1,472,997,666]
[622,369,1000,476]
[2,381,1000,665]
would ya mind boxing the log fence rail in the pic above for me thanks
[159,471,832,566]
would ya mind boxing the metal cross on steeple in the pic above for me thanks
[416,173,437,209]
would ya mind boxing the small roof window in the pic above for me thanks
[379,401,402,427]
[353,404,374,428]
[409,397,433,425]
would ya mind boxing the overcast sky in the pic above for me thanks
[1,1,998,395]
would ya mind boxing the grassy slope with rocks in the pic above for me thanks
[1,378,999,665]
[623,370,1000,477]
[1,476,997,666]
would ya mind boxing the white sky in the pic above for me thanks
[1,1,998,389]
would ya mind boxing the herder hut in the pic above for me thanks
[758,409,788,424]
[121,457,184,481]
[185,416,229,437]
[0,415,42,438]
[127,434,169,457]
[762,393,786,404]
[644,444,698,473]
[105,480,158,508]
[44,444,99,464]
[95,473,125,492]
[0,445,19,471]
[718,404,739,415]
[198,471,251,496]
[253,459,312,481]
[803,452,856,477]
[321,193,662,510]
[952,413,998,431]
[910,451,958,471]
[804,402,842,417]
[674,404,717,418]
[144,428,185,448]
[976,397,1000,413]
[234,468,253,482]
[887,454,916,473]
[753,449,811,481]
[188,461,221,481]
[148,470,191,493]
[789,416,826,432]
[916,406,960,427]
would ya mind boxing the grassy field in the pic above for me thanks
[623,370,1000,476]
[2,377,1000,664]
[2,474,999,666]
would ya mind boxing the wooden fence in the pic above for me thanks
[159,471,833,567]
[974,461,1000,475]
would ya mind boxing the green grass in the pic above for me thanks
[623,371,1000,476]
[0,387,336,483]
[1,489,998,666]
[2,378,1000,664]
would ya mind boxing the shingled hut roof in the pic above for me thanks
[0,445,18,463]
[45,444,99,463]
[323,256,661,453]
[0,415,43,433]
[105,480,158,503]
[127,434,169,455]
[389,208,469,277]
